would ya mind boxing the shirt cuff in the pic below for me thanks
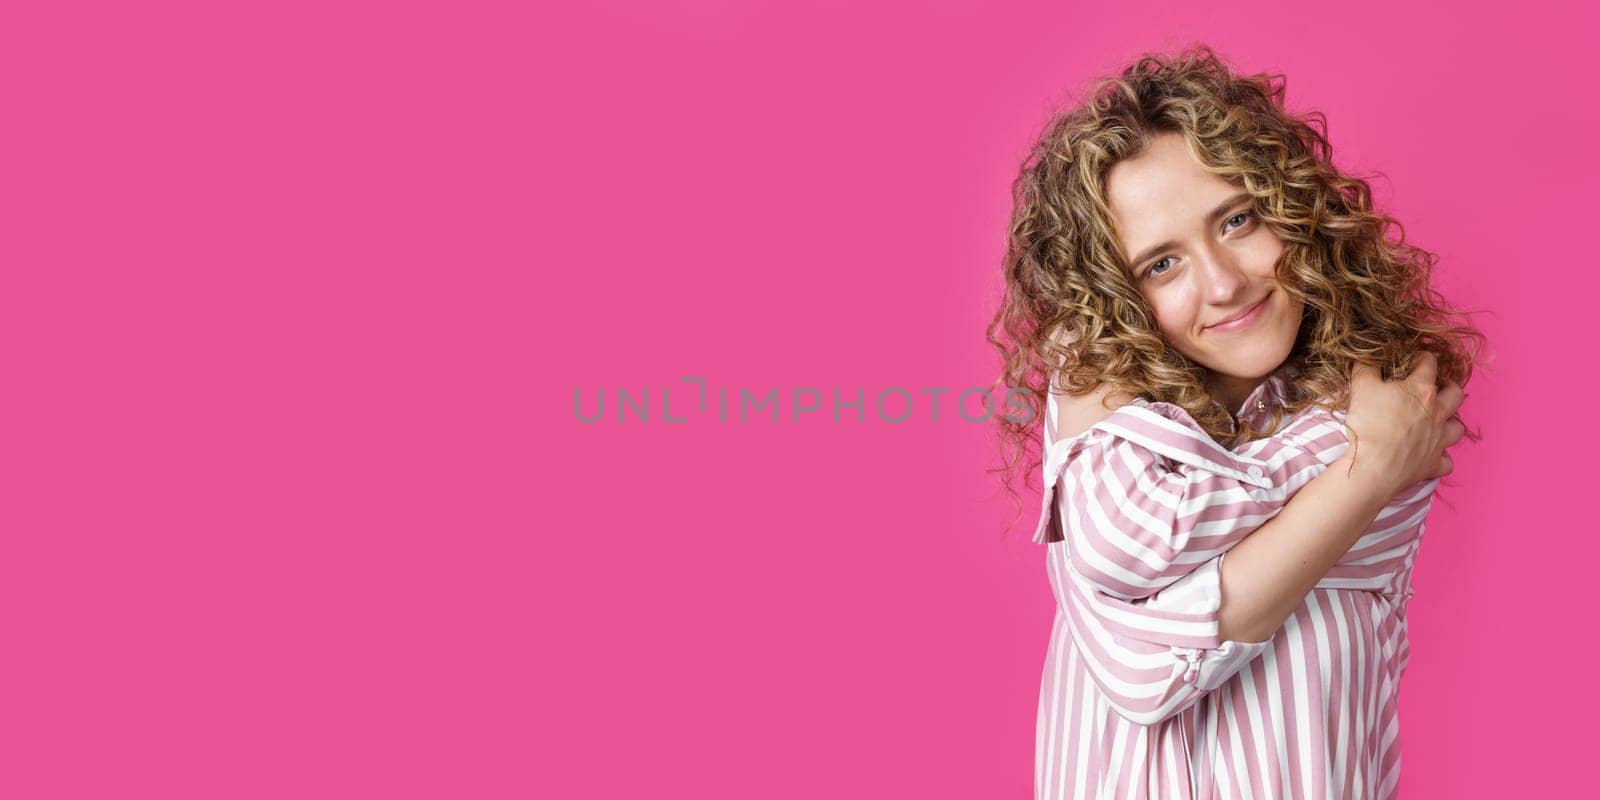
[1145,551,1275,691]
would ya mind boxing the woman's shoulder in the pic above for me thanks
[1049,381,1139,447]
[1240,400,1350,463]
[1280,399,1349,437]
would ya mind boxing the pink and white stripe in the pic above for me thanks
[1033,365,1435,799]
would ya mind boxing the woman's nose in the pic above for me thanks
[1195,249,1249,299]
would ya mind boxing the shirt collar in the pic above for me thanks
[1215,360,1301,435]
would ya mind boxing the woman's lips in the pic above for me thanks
[1207,293,1270,333]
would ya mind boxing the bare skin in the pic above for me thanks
[1051,351,1465,644]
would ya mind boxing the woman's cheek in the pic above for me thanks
[1152,300,1194,346]
[1156,317,1193,354]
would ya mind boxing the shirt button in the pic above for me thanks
[1256,400,1266,412]
[1247,465,1264,480]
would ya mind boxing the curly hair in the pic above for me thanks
[985,44,1490,536]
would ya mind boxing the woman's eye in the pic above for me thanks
[1143,212,1254,280]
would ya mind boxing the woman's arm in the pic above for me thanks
[1217,357,1464,643]
[1050,545,1273,725]
[1041,360,1461,724]
[1043,390,1345,600]
[1038,386,1354,725]
[1054,462,1427,725]
[1046,355,1459,609]
[1214,454,1398,642]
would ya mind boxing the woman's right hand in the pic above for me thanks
[1341,352,1466,496]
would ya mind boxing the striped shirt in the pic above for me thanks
[1032,363,1438,799]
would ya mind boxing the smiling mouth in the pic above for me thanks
[1206,293,1270,330]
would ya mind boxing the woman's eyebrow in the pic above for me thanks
[1127,191,1254,267]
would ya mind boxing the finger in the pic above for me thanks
[1436,381,1465,417]
[1436,452,1454,479]
[1442,417,1466,447]
[1409,351,1439,388]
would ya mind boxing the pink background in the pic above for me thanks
[3,1,1593,797]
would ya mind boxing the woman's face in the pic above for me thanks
[1103,131,1302,412]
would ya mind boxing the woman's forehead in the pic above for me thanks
[1105,142,1249,258]
[1105,138,1238,221]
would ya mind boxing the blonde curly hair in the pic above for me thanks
[985,44,1489,534]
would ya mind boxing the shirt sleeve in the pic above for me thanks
[1031,398,1347,601]
[1051,544,1274,725]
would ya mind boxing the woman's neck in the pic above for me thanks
[1209,374,1260,419]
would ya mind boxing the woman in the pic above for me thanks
[986,46,1486,798]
